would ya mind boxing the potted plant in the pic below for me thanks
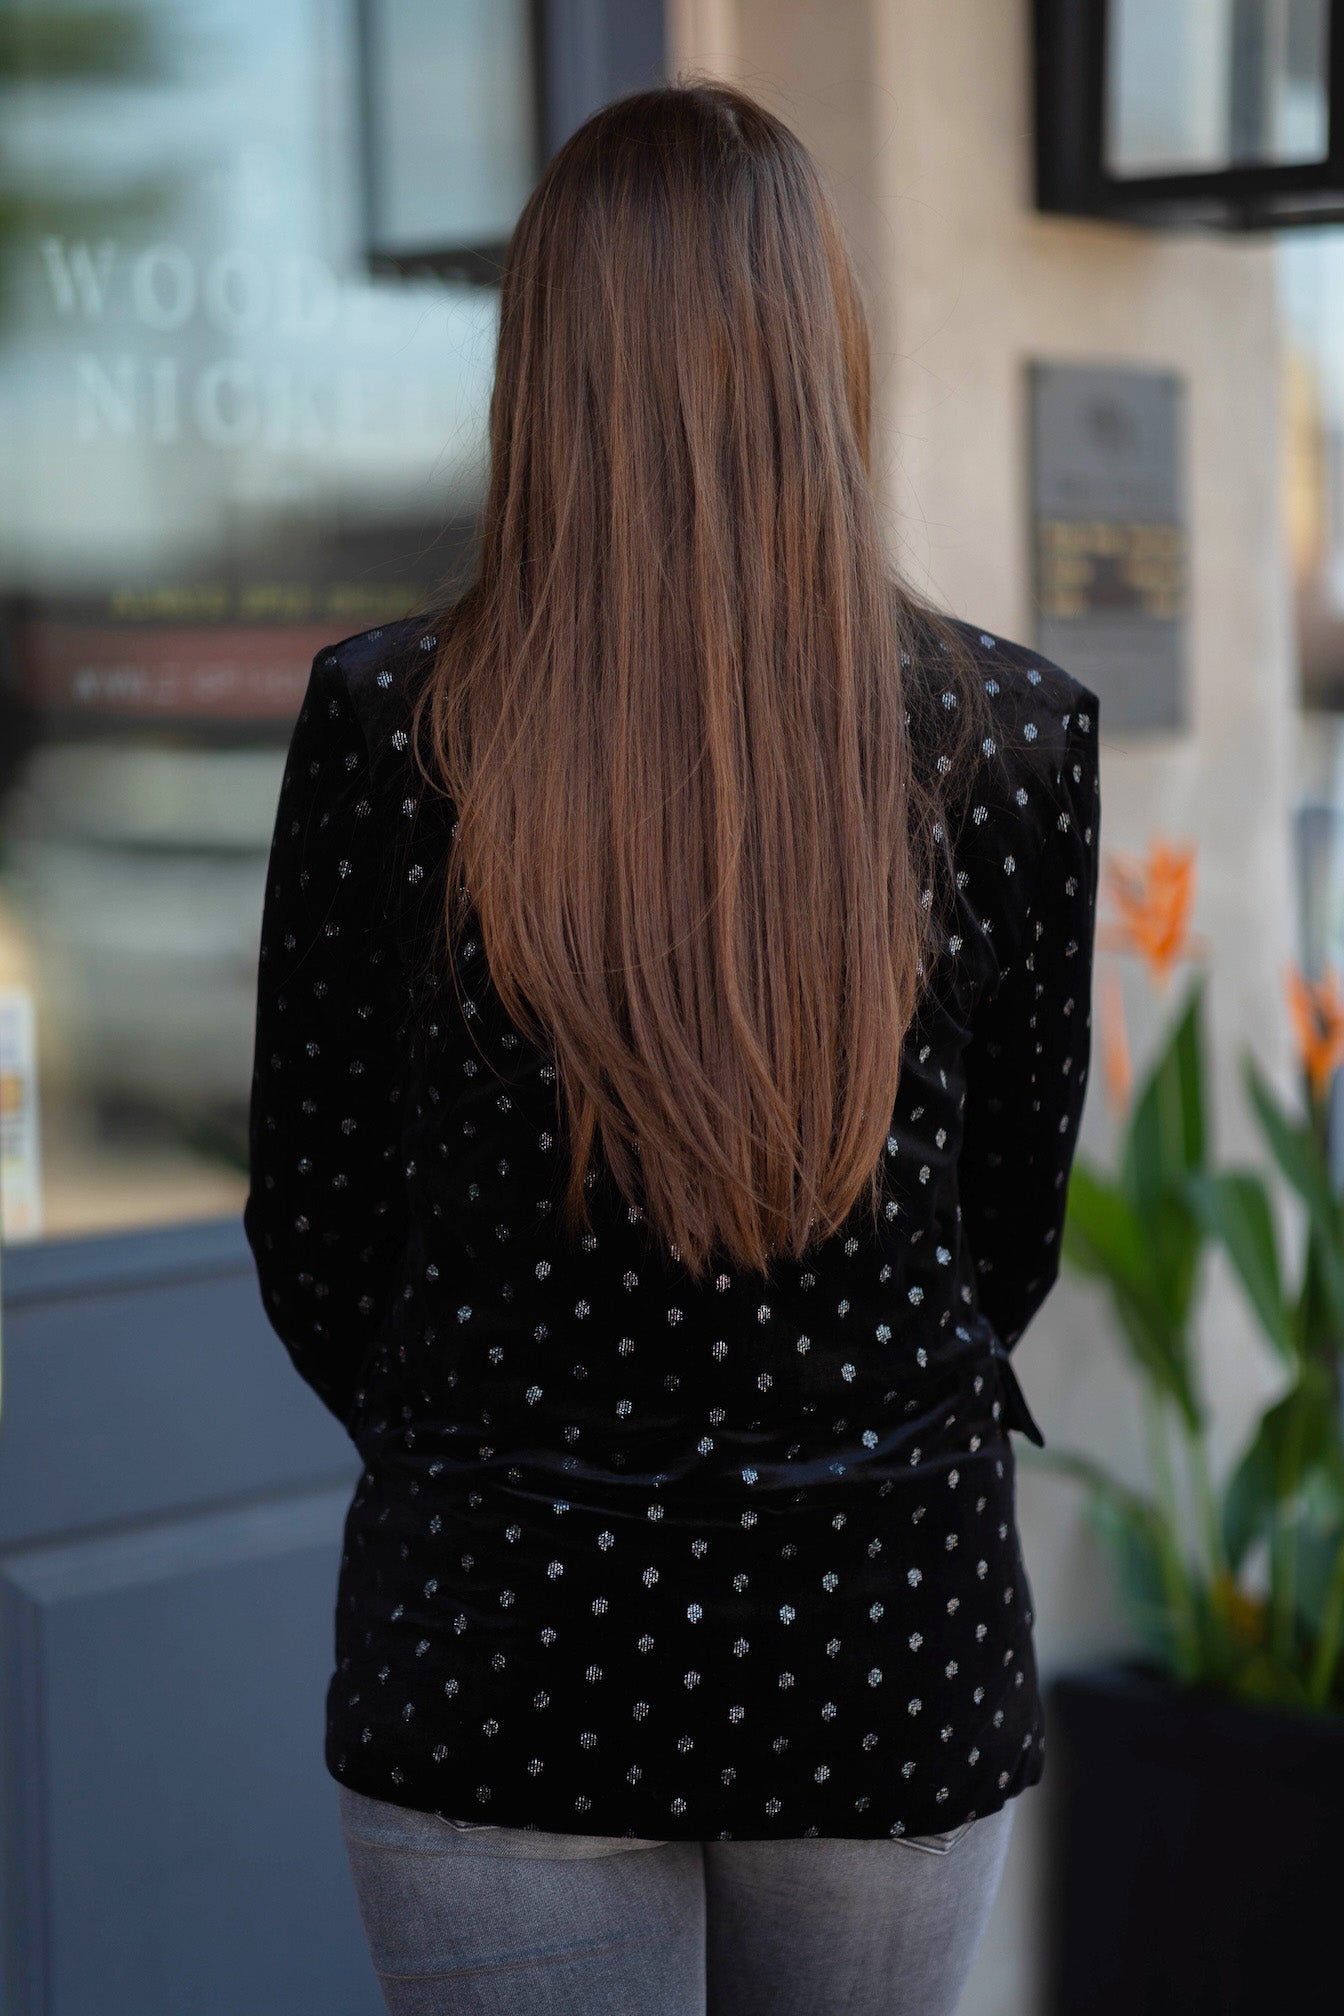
[1030,838,1344,2016]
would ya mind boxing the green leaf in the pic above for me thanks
[1243,1052,1336,1226]
[1222,1430,1277,1574]
[1295,1512,1344,1642]
[1062,979,1211,1432]
[1291,1219,1344,1363]
[1108,1288,1201,1425]
[1120,974,1207,1217]
[1063,1161,1202,1419]
[1186,1168,1294,1363]
[1242,1053,1344,1338]
[1241,1048,1344,1346]
[1221,1363,1338,1570]
[1062,1161,1152,1288]
[1029,1446,1177,1664]
[1301,1441,1344,1529]
[1145,1190,1205,1329]
[1087,1492,1178,1668]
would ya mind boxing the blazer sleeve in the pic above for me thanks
[957,688,1101,1352]
[243,646,409,1434]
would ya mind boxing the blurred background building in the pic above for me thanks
[0,1,1340,2010]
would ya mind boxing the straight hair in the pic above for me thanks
[412,80,993,1284]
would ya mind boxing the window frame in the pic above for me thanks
[1034,0,1344,231]
[357,0,667,284]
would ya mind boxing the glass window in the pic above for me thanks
[0,0,537,1243]
[362,0,541,277]
[1281,228,1344,723]
[1106,0,1330,177]
[1280,225,1344,1186]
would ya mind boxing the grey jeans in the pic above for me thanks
[338,1782,1018,2016]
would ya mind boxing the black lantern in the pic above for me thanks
[1035,0,1344,229]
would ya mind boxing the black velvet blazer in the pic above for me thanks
[243,613,1101,1842]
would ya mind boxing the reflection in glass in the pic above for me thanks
[1106,0,1329,177]
[1280,228,1344,710]
[0,0,523,1242]
[362,0,540,275]
[1281,233,1344,1179]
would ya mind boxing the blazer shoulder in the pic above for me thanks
[941,617,1099,754]
[310,608,441,774]
[933,617,1100,851]
[928,619,1099,971]
[315,610,438,734]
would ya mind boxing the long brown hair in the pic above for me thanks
[412,79,992,1284]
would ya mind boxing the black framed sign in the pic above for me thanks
[1035,0,1344,229]
[1029,361,1189,731]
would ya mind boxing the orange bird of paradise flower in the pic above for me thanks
[1096,838,1206,992]
[1285,963,1344,1101]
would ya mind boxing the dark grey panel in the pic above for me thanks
[1,1219,251,1309]
[0,1242,356,1550]
[542,0,666,151]
[0,1217,371,2009]
[1,1488,378,2016]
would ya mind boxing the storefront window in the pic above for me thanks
[0,0,537,1242]
[1280,223,1344,1190]
[1107,0,1329,177]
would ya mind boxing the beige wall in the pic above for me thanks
[672,4,1299,2009]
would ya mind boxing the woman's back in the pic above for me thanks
[243,606,1099,1842]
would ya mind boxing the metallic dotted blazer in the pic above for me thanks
[243,611,1101,1843]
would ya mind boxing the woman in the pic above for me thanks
[244,79,1100,2016]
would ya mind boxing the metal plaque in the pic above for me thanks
[1029,361,1188,731]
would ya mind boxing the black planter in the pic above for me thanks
[1043,1660,1344,2016]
